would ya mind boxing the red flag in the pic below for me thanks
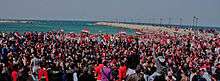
[14,32,21,39]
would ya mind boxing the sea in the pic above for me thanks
[0,20,134,34]
[0,20,219,34]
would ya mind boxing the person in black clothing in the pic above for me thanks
[78,67,96,81]
[65,65,73,81]
[49,64,62,81]
[111,66,119,81]
[192,74,207,81]
[192,69,207,81]
[144,62,156,76]
[18,65,29,81]
[0,63,11,81]
[215,63,220,81]
[153,75,166,81]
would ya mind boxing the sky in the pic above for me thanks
[0,0,220,27]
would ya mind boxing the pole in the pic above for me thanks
[152,18,155,24]
[160,18,163,25]
[168,17,171,25]
[193,16,196,27]
[179,18,183,26]
[196,17,199,27]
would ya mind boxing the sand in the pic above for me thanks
[95,22,194,35]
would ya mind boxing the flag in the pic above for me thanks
[14,32,21,39]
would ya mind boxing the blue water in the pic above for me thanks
[0,20,134,34]
[0,20,219,34]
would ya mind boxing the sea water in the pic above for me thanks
[0,20,219,34]
[0,20,134,34]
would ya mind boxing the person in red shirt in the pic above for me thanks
[118,62,127,81]
[38,64,49,81]
[95,59,104,81]
[11,66,18,81]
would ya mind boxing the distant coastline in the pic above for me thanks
[95,22,194,35]
[0,19,219,28]
[0,19,32,23]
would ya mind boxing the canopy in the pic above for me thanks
[135,29,144,35]
[135,31,144,35]
[118,31,127,35]
[81,27,90,33]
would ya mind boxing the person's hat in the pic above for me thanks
[158,56,165,62]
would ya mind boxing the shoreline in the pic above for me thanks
[95,22,195,35]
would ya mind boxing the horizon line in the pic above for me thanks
[0,18,219,28]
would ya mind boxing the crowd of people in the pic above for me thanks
[0,28,219,81]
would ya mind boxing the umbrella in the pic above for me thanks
[135,31,144,35]
[118,31,127,35]
[81,27,90,33]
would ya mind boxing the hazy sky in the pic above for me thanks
[0,0,220,26]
